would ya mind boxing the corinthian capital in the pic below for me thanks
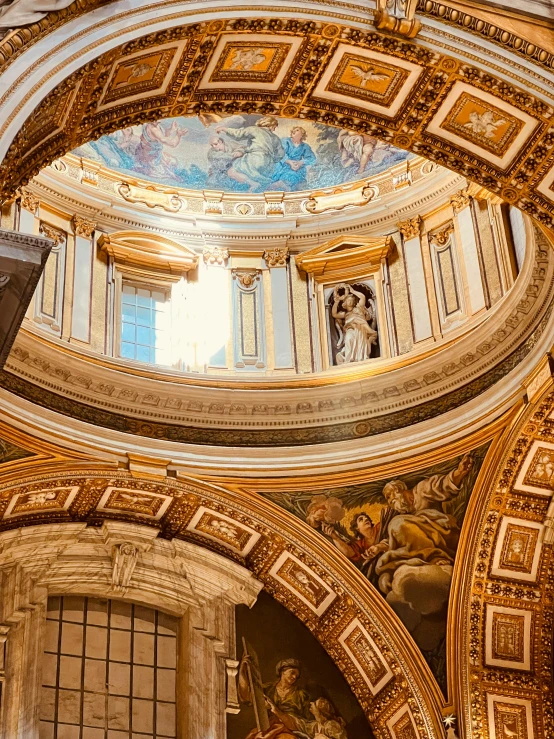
[18,187,39,213]
[450,189,471,214]
[72,215,96,238]
[263,247,289,268]
[397,216,422,240]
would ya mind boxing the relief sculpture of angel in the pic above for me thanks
[331,283,378,364]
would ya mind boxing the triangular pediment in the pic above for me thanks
[295,234,393,278]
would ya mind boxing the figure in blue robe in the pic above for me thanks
[272,127,316,190]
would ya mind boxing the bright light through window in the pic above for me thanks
[120,285,169,365]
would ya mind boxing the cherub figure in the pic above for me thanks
[464,110,505,139]
[228,47,267,71]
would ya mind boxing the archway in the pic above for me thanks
[0,465,447,738]
[0,11,553,234]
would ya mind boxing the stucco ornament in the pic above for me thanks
[0,0,75,29]
[331,283,378,364]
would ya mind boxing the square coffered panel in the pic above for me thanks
[425,81,538,170]
[198,34,304,91]
[312,44,423,117]
[99,41,189,109]
[513,439,554,495]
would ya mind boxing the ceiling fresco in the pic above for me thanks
[258,443,490,695]
[72,115,412,194]
[0,436,34,465]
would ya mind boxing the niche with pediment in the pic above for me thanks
[296,236,392,369]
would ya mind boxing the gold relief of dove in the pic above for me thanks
[348,63,390,88]
[116,61,156,86]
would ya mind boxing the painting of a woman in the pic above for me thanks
[271,126,316,190]
[238,656,311,739]
[267,696,348,739]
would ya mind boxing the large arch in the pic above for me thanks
[0,5,554,232]
[0,463,445,739]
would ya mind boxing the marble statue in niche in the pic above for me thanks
[229,592,373,739]
[327,283,379,365]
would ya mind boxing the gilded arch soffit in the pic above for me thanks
[2,13,554,234]
[0,409,519,733]
[450,386,554,739]
[0,464,447,739]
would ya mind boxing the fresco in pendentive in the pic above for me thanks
[229,591,374,739]
[259,445,490,694]
[0,437,34,465]
[72,114,412,194]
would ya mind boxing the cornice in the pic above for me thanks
[29,168,465,250]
